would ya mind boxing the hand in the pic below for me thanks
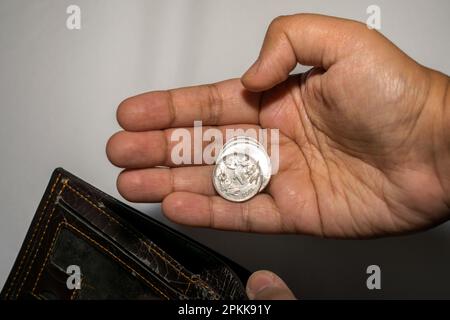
[106,14,450,238]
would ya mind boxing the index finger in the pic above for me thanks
[117,79,261,131]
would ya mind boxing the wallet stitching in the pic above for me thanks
[63,181,217,297]
[30,221,169,300]
[31,221,64,294]
[31,292,42,300]
[14,182,67,298]
[64,181,211,294]
[6,173,218,299]
[64,222,170,300]
[3,173,61,299]
[15,179,65,298]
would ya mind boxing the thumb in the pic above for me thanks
[246,270,296,300]
[241,13,366,92]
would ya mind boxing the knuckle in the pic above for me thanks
[166,90,177,127]
[209,197,217,228]
[204,83,223,125]
[162,129,173,165]
[268,15,288,32]
[240,201,251,232]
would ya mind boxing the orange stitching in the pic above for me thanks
[31,221,64,293]
[66,183,189,274]
[30,221,168,300]
[65,182,217,295]
[30,292,42,300]
[14,182,66,298]
[4,173,61,299]
[64,223,170,300]
[63,182,215,295]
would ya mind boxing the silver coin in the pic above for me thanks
[217,139,271,192]
[213,152,263,202]
[219,140,261,159]
[219,136,262,155]
[218,136,269,167]
[224,135,261,146]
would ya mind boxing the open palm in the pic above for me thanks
[106,14,449,238]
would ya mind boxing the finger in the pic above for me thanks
[242,13,367,91]
[162,192,283,233]
[117,79,260,131]
[246,270,296,300]
[117,166,215,202]
[106,124,262,168]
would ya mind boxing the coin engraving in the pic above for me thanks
[218,142,271,192]
[213,153,262,202]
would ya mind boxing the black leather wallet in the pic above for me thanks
[1,168,250,300]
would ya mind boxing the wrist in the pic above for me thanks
[428,69,450,206]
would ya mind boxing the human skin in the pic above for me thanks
[106,14,450,299]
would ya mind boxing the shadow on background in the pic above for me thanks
[145,204,450,299]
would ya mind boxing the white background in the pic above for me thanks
[1,0,449,298]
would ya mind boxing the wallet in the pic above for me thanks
[1,168,250,300]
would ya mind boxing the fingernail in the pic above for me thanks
[246,272,274,300]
